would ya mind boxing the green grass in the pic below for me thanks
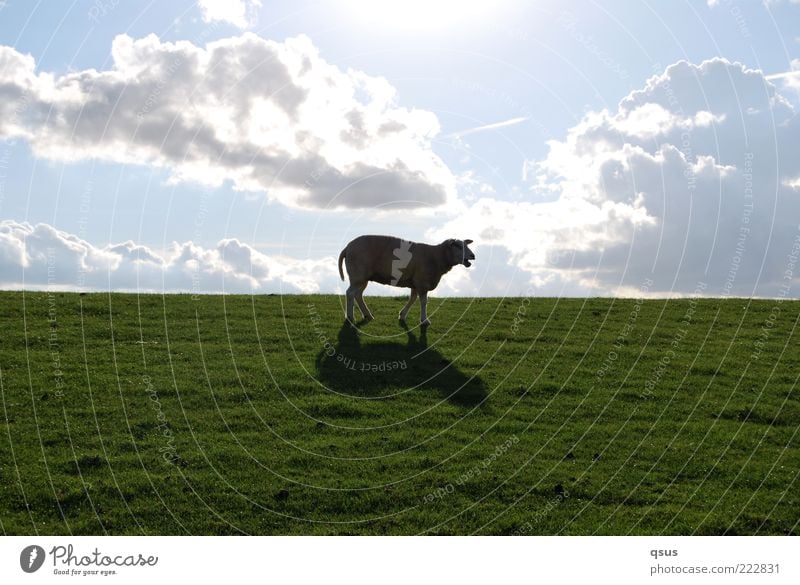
[0,291,798,535]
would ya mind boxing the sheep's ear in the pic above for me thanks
[464,239,473,245]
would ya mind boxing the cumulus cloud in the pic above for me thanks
[198,0,261,29]
[433,58,800,297]
[0,33,454,210]
[0,220,339,293]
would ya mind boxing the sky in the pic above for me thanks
[1,0,800,297]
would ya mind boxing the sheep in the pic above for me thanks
[337,235,475,325]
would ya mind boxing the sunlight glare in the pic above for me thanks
[348,0,500,33]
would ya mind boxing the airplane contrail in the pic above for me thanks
[765,71,798,81]
[449,116,528,138]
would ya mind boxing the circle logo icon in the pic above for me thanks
[20,545,46,573]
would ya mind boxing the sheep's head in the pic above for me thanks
[444,238,476,267]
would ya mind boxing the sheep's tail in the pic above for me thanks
[338,248,346,281]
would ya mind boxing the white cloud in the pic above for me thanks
[783,177,800,190]
[198,0,261,29]
[5,46,800,299]
[0,220,339,294]
[433,58,800,297]
[0,33,455,211]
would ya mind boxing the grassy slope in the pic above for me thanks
[0,291,797,535]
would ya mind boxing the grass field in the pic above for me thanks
[0,291,798,535]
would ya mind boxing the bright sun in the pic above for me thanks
[347,0,499,33]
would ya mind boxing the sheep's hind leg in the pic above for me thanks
[399,288,418,322]
[419,290,431,326]
[345,283,359,322]
[354,282,374,320]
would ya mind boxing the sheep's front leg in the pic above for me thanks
[399,288,418,322]
[419,290,430,326]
